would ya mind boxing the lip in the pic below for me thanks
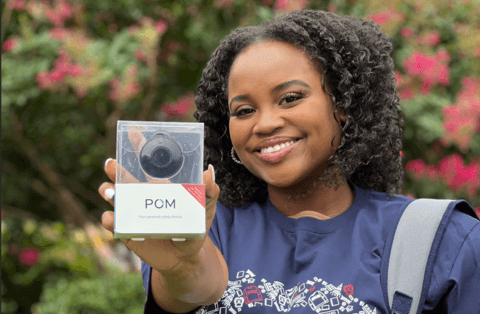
[254,139,299,163]
[254,137,300,151]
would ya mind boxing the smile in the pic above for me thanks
[255,139,300,163]
[260,140,296,154]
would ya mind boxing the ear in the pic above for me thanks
[336,106,346,124]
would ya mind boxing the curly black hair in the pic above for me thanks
[194,9,405,208]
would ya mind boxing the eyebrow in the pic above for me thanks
[229,79,312,109]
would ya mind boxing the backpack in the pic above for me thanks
[384,198,479,314]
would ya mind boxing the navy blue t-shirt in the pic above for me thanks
[141,183,480,313]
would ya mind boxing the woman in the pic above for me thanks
[99,9,480,313]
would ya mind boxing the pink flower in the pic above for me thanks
[126,82,140,95]
[128,26,139,36]
[134,49,146,61]
[398,88,414,100]
[405,159,426,180]
[274,0,288,10]
[139,16,154,26]
[49,69,65,82]
[367,9,404,27]
[162,92,196,116]
[327,3,338,13]
[394,71,403,88]
[402,51,450,94]
[48,27,71,40]
[19,248,40,266]
[416,30,441,47]
[441,77,480,150]
[456,77,480,130]
[7,0,25,10]
[436,49,451,63]
[401,27,414,38]
[58,1,73,19]
[273,0,309,13]
[36,71,53,90]
[441,107,476,152]
[155,21,167,34]
[109,77,121,102]
[45,8,64,27]
[403,51,434,76]
[68,65,83,76]
[126,65,139,77]
[438,154,480,196]
[3,37,19,52]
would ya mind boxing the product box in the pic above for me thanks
[114,121,205,241]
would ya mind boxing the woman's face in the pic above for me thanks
[227,40,345,190]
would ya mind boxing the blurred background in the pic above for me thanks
[1,0,479,313]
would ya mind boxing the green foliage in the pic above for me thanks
[401,93,450,144]
[1,214,104,313]
[31,271,146,314]
[1,32,59,109]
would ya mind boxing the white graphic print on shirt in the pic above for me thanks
[196,269,378,313]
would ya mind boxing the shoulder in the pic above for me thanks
[437,200,480,267]
[426,200,480,311]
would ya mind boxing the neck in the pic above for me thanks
[267,170,354,219]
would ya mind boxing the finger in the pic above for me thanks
[128,131,146,151]
[128,131,170,184]
[101,210,114,233]
[105,158,117,182]
[204,165,220,232]
[104,158,140,184]
[205,164,219,200]
[98,182,115,206]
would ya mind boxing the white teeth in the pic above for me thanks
[260,140,296,154]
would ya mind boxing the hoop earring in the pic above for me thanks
[231,147,242,164]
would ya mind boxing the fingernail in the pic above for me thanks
[105,158,113,168]
[105,188,115,200]
[209,164,215,183]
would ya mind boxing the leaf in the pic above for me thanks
[417,114,444,142]
[256,6,274,21]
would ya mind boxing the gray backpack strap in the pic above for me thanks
[388,198,453,314]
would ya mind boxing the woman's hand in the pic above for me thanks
[99,158,219,274]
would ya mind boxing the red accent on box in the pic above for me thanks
[181,184,205,208]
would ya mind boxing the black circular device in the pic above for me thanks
[139,132,184,179]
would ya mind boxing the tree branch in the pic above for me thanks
[1,2,13,43]
[8,113,99,228]
[1,204,41,221]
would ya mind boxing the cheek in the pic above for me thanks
[229,120,250,149]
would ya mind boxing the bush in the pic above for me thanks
[32,268,146,314]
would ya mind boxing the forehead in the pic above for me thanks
[228,41,319,92]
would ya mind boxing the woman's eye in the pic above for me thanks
[280,91,307,105]
[230,108,255,117]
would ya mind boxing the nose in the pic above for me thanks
[252,108,285,135]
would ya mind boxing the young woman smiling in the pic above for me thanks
[99,9,480,314]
